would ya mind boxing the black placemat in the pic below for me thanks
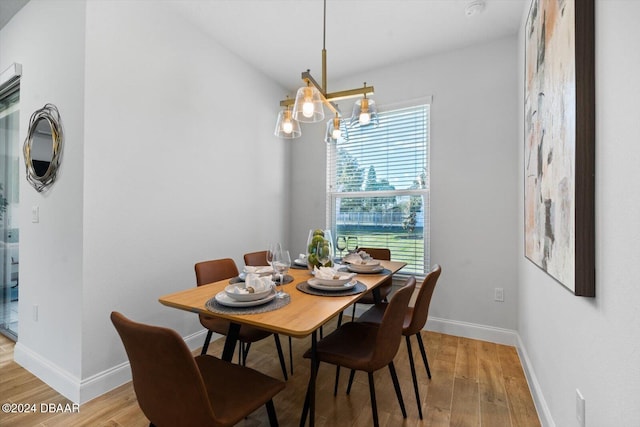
[296,281,367,297]
[205,293,291,315]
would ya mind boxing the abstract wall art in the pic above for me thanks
[524,0,595,296]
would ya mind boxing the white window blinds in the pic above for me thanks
[327,104,430,275]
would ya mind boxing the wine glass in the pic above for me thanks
[266,242,280,269]
[347,236,358,254]
[272,249,291,298]
[316,241,332,267]
[336,236,347,259]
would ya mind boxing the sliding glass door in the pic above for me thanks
[0,87,20,340]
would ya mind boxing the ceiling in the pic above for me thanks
[166,0,528,91]
[0,0,28,30]
[1,1,527,92]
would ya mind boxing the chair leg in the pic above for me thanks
[346,369,356,395]
[200,330,213,355]
[415,332,432,379]
[289,336,294,375]
[273,334,288,381]
[388,361,407,418]
[405,336,422,419]
[265,399,279,427]
[334,366,341,396]
[367,372,379,427]
[337,311,343,327]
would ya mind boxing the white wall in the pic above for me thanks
[291,36,520,332]
[1,0,289,403]
[517,1,640,425]
[0,0,86,391]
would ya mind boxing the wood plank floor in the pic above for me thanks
[0,318,540,427]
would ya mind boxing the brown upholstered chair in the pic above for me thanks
[195,258,288,380]
[301,276,416,427]
[348,247,393,321]
[111,311,285,427]
[243,250,269,266]
[357,264,442,419]
[243,250,295,375]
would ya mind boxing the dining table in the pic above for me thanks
[158,259,406,427]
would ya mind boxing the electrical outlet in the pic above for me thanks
[576,389,585,427]
[494,287,504,302]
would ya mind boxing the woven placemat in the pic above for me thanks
[229,274,294,285]
[296,281,367,297]
[205,293,291,315]
[291,264,308,270]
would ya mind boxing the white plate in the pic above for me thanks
[215,290,276,307]
[308,278,357,291]
[224,284,273,301]
[313,273,356,286]
[243,266,273,275]
[294,259,307,266]
[347,264,384,274]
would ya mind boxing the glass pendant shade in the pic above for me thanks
[292,85,325,123]
[324,115,348,143]
[349,97,379,128]
[274,109,301,139]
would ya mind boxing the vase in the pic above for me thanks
[306,228,334,270]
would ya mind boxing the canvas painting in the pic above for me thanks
[524,0,594,294]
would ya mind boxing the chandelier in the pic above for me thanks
[274,0,379,141]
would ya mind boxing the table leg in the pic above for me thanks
[372,286,382,304]
[300,329,318,427]
[221,322,240,362]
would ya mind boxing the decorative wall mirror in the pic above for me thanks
[23,104,63,192]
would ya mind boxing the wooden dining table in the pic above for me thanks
[158,259,406,427]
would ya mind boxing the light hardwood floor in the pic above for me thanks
[0,318,540,427]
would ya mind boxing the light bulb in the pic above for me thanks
[359,111,371,125]
[302,99,314,118]
[283,120,293,134]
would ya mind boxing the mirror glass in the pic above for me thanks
[30,118,54,177]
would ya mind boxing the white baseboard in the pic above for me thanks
[13,329,211,405]
[425,316,519,345]
[515,335,555,427]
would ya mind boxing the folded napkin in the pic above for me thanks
[343,251,373,265]
[243,266,273,275]
[233,273,273,294]
[314,266,355,280]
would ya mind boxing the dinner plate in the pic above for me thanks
[294,259,307,267]
[308,278,357,291]
[214,290,276,307]
[347,264,384,274]
[312,273,356,286]
[224,284,273,302]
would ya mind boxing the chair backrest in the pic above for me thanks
[358,247,391,261]
[110,311,216,426]
[405,264,441,336]
[194,258,239,286]
[244,250,268,266]
[370,276,416,370]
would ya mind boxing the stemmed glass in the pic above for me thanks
[272,249,291,299]
[266,243,281,269]
[336,236,347,260]
[347,236,358,254]
[316,241,332,267]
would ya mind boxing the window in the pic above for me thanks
[327,103,430,275]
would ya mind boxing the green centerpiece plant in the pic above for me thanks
[306,228,334,270]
